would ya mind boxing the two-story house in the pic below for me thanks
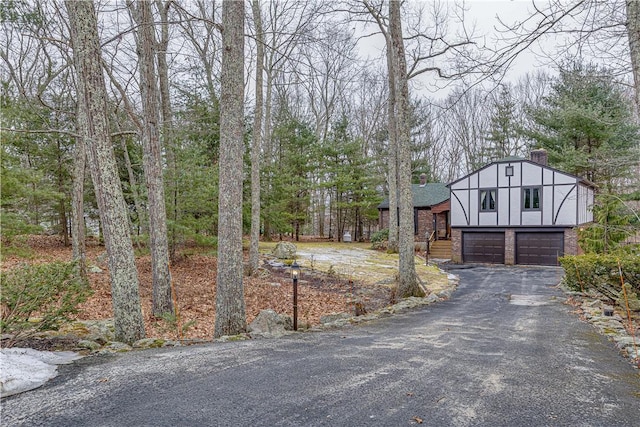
[448,149,595,265]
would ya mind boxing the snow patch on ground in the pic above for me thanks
[296,248,372,263]
[0,348,83,398]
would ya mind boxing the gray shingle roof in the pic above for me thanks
[495,156,526,162]
[378,183,450,209]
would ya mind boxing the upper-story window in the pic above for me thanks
[523,187,541,210]
[480,189,496,212]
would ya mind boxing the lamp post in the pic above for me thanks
[291,261,300,331]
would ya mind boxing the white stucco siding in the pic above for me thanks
[450,190,469,226]
[479,164,498,188]
[509,163,521,187]
[449,159,591,229]
[542,185,554,225]
[577,184,594,224]
[553,171,577,185]
[498,188,510,225]
[543,168,554,186]
[522,162,543,186]
[450,178,468,190]
[522,210,542,225]
[479,212,498,225]
[510,188,521,226]
[498,164,510,187]
[553,184,578,225]
[470,172,479,189]
[469,189,479,225]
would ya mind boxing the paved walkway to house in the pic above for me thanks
[3,266,639,426]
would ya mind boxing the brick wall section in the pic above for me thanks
[416,209,431,241]
[379,208,436,242]
[564,228,579,256]
[380,210,389,230]
[505,229,515,265]
[451,228,462,263]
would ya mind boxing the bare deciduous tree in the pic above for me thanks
[627,0,640,114]
[214,0,247,338]
[249,0,265,276]
[71,106,87,281]
[494,0,639,115]
[66,0,145,344]
[389,0,423,298]
[128,0,173,317]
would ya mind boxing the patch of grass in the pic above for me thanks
[258,241,451,294]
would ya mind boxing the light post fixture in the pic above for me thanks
[291,261,301,331]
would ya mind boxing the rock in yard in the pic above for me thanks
[77,340,101,351]
[98,342,132,354]
[216,334,251,343]
[320,312,351,325]
[133,338,166,349]
[617,285,640,311]
[248,309,293,338]
[88,265,103,274]
[272,242,297,259]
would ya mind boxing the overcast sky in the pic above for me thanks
[353,0,555,98]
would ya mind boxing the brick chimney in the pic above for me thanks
[419,173,427,186]
[530,149,548,166]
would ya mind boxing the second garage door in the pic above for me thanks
[516,232,564,265]
[463,232,505,263]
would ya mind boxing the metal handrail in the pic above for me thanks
[425,230,436,265]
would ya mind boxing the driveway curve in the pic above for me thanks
[3,266,639,426]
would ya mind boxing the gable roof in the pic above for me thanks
[446,158,596,188]
[378,183,450,209]
[496,155,526,162]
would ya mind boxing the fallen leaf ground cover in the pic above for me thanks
[2,236,450,347]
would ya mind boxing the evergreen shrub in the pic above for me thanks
[560,252,640,296]
[371,228,389,247]
[0,261,93,343]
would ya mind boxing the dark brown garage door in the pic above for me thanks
[463,232,505,263]
[516,232,564,265]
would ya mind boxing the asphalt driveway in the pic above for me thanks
[3,266,639,426]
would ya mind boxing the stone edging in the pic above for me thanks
[563,286,640,368]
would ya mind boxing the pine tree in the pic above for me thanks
[485,84,525,161]
[526,62,639,187]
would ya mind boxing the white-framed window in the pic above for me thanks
[480,189,497,212]
[523,187,541,210]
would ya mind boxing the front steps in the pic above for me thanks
[428,240,451,259]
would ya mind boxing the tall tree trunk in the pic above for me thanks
[390,0,422,298]
[627,0,640,117]
[385,28,399,253]
[130,0,173,316]
[215,0,247,338]
[262,67,274,242]
[66,0,145,344]
[318,189,325,237]
[249,0,264,276]
[156,0,179,261]
[71,125,87,280]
